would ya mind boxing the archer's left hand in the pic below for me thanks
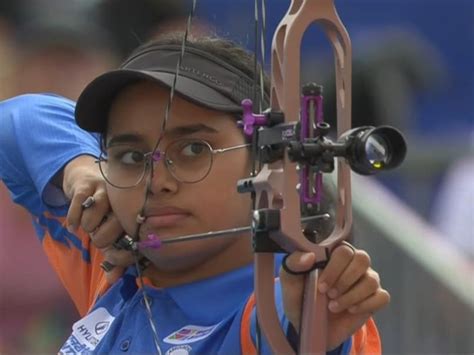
[279,243,390,351]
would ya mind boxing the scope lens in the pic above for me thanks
[364,135,389,169]
[338,125,407,175]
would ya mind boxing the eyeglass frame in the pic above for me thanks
[96,138,251,189]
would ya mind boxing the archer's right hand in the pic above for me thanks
[62,154,134,283]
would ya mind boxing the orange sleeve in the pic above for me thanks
[40,212,111,317]
[350,318,381,355]
[240,293,257,354]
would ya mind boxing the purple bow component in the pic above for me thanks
[300,92,324,205]
[138,234,162,250]
[239,99,268,137]
[152,151,162,162]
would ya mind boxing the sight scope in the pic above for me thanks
[287,124,407,176]
[339,125,407,175]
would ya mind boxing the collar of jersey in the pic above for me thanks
[127,254,283,322]
[131,263,254,322]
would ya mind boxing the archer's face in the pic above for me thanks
[106,81,253,276]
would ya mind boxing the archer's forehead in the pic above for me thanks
[105,81,239,144]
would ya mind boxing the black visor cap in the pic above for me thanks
[75,44,268,133]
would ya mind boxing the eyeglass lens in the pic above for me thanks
[99,139,213,188]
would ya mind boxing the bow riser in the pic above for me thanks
[254,0,353,353]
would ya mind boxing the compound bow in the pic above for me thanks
[240,0,352,353]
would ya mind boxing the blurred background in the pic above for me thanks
[0,0,472,353]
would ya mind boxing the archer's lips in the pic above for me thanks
[144,206,191,229]
[145,213,190,228]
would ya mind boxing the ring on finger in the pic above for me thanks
[81,195,96,209]
[89,215,109,236]
[341,241,356,253]
[282,254,328,275]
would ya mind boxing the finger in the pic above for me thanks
[80,189,110,233]
[67,188,93,232]
[318,244,355,294]
[348,289,391,315]
[327,271,380,313]
[282,251,317,275]
[330,250,372,297]
[101,247,135,267]
[89,214,124,248]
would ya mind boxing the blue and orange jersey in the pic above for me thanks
[0,94,381,354]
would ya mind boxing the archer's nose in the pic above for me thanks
[148,154,178,195]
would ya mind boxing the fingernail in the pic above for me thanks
[328,288,338,299]
[67,225,75,233]
[328,301,339,312]
[318,282,328,293]
[302,252,315,263]
[81,196,96,209]
[100,261,115,272]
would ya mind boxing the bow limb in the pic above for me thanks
[253,0,353,353]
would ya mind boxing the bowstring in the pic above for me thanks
[253,0,267,353]
[132,1,197,354]
[151,0,197,156]
[259,0,267,114]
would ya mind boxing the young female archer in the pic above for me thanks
[0,34,388,354]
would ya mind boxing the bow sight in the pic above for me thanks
[287,122,407,176]
[238,82,407,202]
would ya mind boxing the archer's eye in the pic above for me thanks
[109,148,146,165]
[180,142,207,156]
[121,151,145,164]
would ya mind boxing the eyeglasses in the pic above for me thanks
[97,138,250,189]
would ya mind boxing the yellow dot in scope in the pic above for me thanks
[373,162,383,169]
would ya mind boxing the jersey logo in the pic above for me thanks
[165,344,192,355]
[163,324,219,345]
[95,321,111,335]
[60,307,115,352]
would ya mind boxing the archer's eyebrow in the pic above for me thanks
[106,133,146,147]
[106,124,218,147]
[165,124,219,138]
